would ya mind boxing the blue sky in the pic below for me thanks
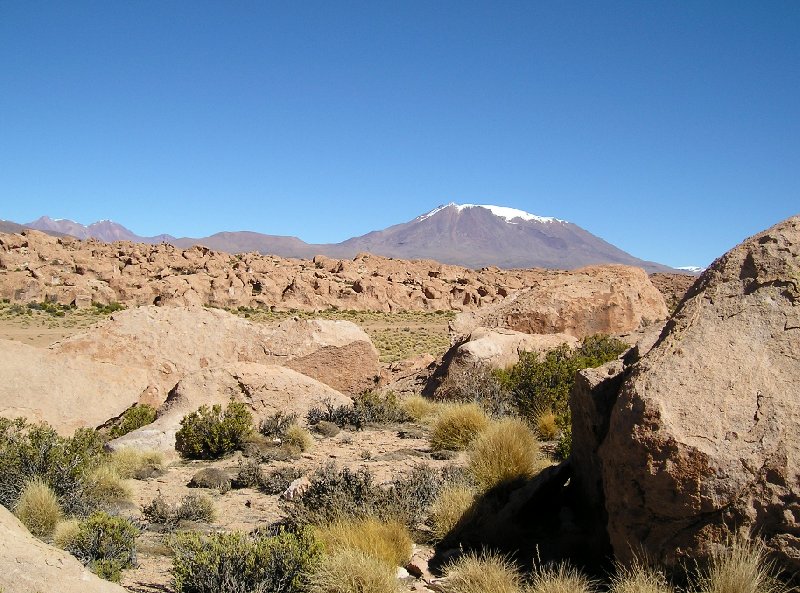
[1,2,798,268]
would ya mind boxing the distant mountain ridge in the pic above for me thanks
[20,204,679,272]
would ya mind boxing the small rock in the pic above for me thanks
[281,476,311,501]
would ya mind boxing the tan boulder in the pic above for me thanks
[590,215,800,569]
[452,265,668,339]
[0,338,149,434]
[454,327,578,370]
[0,505,125,593]
[109,362,352,454]
[52,305,379,401]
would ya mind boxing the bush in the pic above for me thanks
[175,402,253,459]
[308,549,401,593]
[0,418,104,516]
[610,560,674,593]
[171,526,322,593]
[440,551,523,593]
[529,562,598,593]
[468,418,544,491]
[430,484,476,542]
[316,516,412,567]
[437,362,512,417]
[556,425,572,460]
[401,395,440,422]
[81,464,132,506]
[306,391,410,430]
[107,404,157,439]
[429,403,490,452]
[188,468,231,493]
[259,411,299,438]
[692,536,788,593]
[498,335,627,428]
[107,448,164,480]
[14,478,62,537]
[65,512,138,582]
[143,493,215,527]
[261,466,304,495]
[284,424,314,452]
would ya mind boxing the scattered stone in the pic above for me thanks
[312,420,340,437]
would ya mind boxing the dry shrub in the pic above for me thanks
[284,424,314,452]
[440,550,523,593]
[309,548,401,593]
[529,562,598,593]
[430,403,489,452]
[14,478,62,537]
[430,484,476,542]
[53,518,81,549]
[610,560,674,593]
[108,448,164,479]
[82,464,132,505]
[316,516,412,567]
[535,410,559,441]
[468,417,544,491]
[693,536,788,593]
[143,493,215,526]
[401,395,440,422]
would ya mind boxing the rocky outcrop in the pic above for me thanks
[109,362,352,454]
[0,338,149,434]
[52,305,379,400]
[0,505,125,593]
[453,327,578,370]
[571,215,800,570]
[452,265,668,339]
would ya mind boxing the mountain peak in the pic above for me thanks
[418,202,566,224]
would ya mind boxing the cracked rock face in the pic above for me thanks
[599,215,800,569]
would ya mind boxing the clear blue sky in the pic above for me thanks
[1,2,798,268]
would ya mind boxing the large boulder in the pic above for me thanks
[0,505,126,593]
[452,265,668,339]
[109,362,352,454]
[0,338,149,434]
[588,215,800,569]
[454,327,578,370]
[52,305,379,401]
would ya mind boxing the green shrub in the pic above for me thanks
[108,404,157,439]
[175,402,253,459]
[171,526,322,593]
[65,512,138,582]
[306,391,410,430]
[556,425,572,460]
[0,418,104,516]
[308,548,401,593]
[429,403,490,452]
[261,466,304,495]
[92,301,126,314]
[498,335,627,427]
[14,477,63,537]
[259,411,299,438]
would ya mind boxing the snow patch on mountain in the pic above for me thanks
[418,202,565,224]
[677,266,705,274]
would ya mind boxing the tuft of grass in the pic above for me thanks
[108,448,164,479]
[401,395,440,422]
[693,536,788,593]
[535,410,559,441]
[529,562,598,593]
[610,560,674,593]
[429,483,476,542]
[309,548,402,593]
[468,417,545,491]
[14,478,63,537]
[440,550,523,593]
[52,518,81,550]
[283,424,314,452]
[81,464,132,505]
[429,403,489,452]
[315,516,412,568]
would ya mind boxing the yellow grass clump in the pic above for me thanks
[535,410,559,441]
[468,417,545,491]
[309,548,402,593]
[401,395,441,422]
[52,518,81,550]
[315,516,412,567]
[529,562,598,593]
[283,424,314,452]
[429,483,476,542]
[82,463,132,505]
[108,448,164,479]
[14,478,63,537]
[429,403,489,451]
[693,536,788,593]
[610,560,674,593]
[440,550,523,593]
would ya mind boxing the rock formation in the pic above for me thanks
[451,327,578,370]
[451,265,668,339]
[571,215,800,570]
[53,305,379,398]
[0,338,149,434]
[109,362,352,454]
[0,505,125,593]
